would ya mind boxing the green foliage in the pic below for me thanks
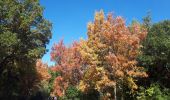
[30,81,50,100]
[48,70,60,94]
[138,20,170,88]
[0,0,52,99]
[65,86,80,99]
[54,86,81,100]
[142,11,152,30]
[137,84,170,100]
[59,86,81,100]
[1,1,170,99]
[58,86,100,100]
[136,18,170,100]
[79,89,100,100]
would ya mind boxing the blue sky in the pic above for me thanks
[40,0,170,66]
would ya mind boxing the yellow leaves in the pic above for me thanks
[96,67,104,72]
[87,22,94,37]
[79,67,98,92]
[96,74,116,91]
[49,11,148,98]
[84,66,101,82]
[127,77,138,90]
[94,10,104,23]
[78,11,148,96]
[78,80,87,92]
[80,65,116,92]
[79,40,99,65]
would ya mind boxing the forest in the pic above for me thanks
[0,0,170,100]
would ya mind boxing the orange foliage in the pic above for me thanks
[36,59,51,82]
[50,11,148,98]
[50,40,83,96]
[78,11,148,97]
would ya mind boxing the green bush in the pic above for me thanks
[137,84,170,100]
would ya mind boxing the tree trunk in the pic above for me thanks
[114,83,117,100]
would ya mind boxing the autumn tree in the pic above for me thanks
[29,60,51,99]
[50,40,83,97]
[0,0,52,99]
[36,59,51,84]
[78,11,148,99]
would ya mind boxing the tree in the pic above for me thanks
[137,83,170,100]
[142,11,152,31]
[50,40,83,97]
[138,20,170,88]
[78,11,148,99]
[0,0,52,99]
[30,60,51,100]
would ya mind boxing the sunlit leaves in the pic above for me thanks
[36,59,51,82]
[79,10,148,98]
[50,40,82,96]
[50,11,148,99]
[0,0,52,99]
